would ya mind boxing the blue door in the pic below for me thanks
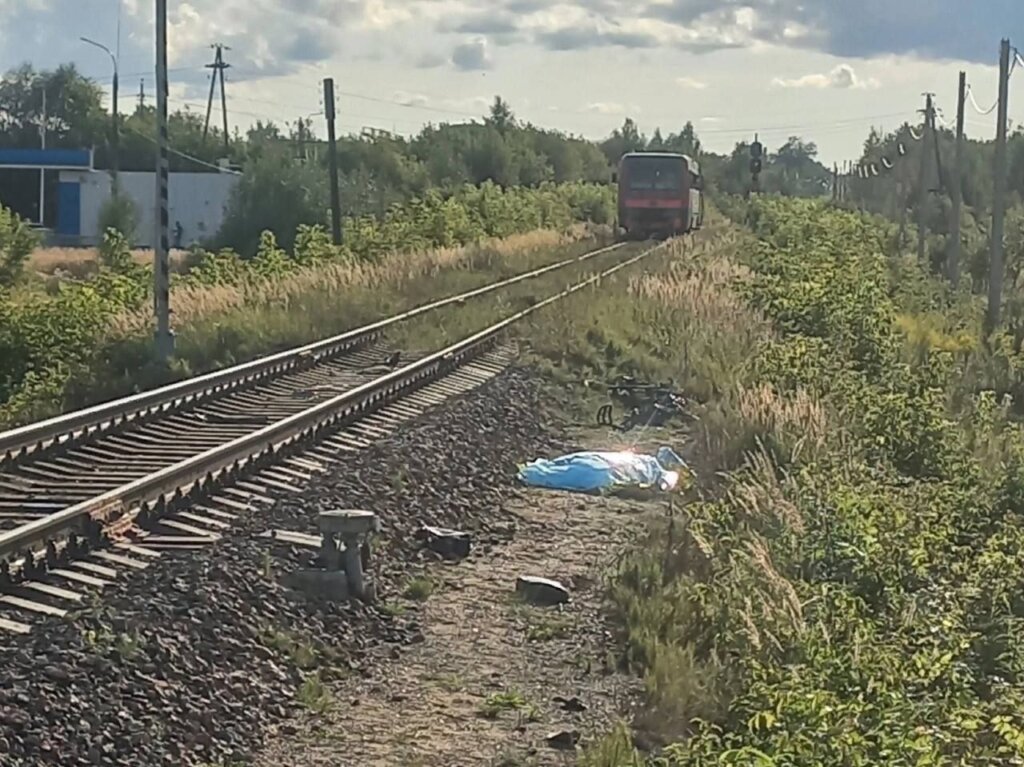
[56,181,81,236]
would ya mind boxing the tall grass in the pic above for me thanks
[573,199,1024,765]
[6,227,608,425]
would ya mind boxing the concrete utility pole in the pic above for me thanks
[80,37,119,189]
[988,39,1012,335]
[38,90,46,226]
[203,43,231,154]
[749,134,762,195]
[916,92,934,267]
[324,78,343,246]
[949,71,966,285]
[138,78,145,112]
[154,0,174,358]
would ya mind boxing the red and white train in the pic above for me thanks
[615,152,705,240]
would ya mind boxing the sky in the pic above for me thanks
[2,0,1024,165]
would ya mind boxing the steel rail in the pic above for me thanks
[0,240,664,563]
[0,240,626,461]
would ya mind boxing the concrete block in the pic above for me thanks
[318,510,380,537]
[281,569,350,602]
[516,576,570,606]
[417,525,472,560]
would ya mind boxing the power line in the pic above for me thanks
[967,84,999,115]
[124,124,242,174]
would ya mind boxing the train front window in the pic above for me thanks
[626,160,682,191]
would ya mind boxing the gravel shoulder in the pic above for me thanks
[0,366,674,766]
[254,452,654,767]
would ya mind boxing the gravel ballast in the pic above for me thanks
[0,368,557,767]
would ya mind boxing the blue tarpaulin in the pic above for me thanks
[518,446,687,494]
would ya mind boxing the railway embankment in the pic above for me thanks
[18,197,1006,766]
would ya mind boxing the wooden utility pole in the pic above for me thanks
[324,78,343,245]
[154,0,174,358]
[916,93,934,266]
[988,39,1012,334]
[949,71,966,285]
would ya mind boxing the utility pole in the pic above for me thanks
[949,71,966,285]
[832,163,838,202]
[749,134,763,195]
[80,37,119,190]
[112,63,119,188]
[38,90,46,226]
[988,39,1012,334]
[203,43,231,154]
[154,0,174,358]
[324,78,343,246]
[916,93,934,267]
[138,78,145,112]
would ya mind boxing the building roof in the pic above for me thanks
[0,148,93,170]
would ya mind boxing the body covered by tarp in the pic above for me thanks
[517,447,686,494]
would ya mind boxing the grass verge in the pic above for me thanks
[1,227,610,427]
[530,200,1024,764]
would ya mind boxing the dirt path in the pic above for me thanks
[254,482,657,766]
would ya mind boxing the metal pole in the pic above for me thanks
[324,78,343,246]
[154,0,174,358]
[988,39,1011,335]
[949,71,966,285]
[81,38,120,190]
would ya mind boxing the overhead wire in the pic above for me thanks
[123,124,242,174]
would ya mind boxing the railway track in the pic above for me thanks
[0,239,665,635]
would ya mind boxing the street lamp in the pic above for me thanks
[80,36,119,187]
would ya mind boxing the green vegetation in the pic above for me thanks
[522,199,1024,764]
[1,63,835,259]
[402,577,435,601]
[297,672,333,714]
[478,690,535,720]
[0,182,612,426]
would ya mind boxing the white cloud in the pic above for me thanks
[676,76,707,90]
[393,90,429,107]
[772,64,880,90]
[585,102,640,115]
[451,37,493,71]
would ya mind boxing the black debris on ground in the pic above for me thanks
[0,368,558,767]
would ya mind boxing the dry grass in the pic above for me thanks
[108,229,584,337]
[29,246,191,277]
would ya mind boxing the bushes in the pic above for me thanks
[588,198,1024,765]
[0,204,38,286]
[0,182,614,425]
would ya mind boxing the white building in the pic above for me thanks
[56,168,241,248]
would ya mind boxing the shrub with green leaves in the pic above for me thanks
[0,204,38,286]
[0,182,613,425]
[596,198,1024,766]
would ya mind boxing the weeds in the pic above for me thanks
[581,200,1024,764]
[524,612,573,642]
[402,577,435,601]
[297,672,332,714]
[478,690,530,719]
[257,625,325,670]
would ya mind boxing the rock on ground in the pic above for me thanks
[0,368,558,767]
[251,460,652,766]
